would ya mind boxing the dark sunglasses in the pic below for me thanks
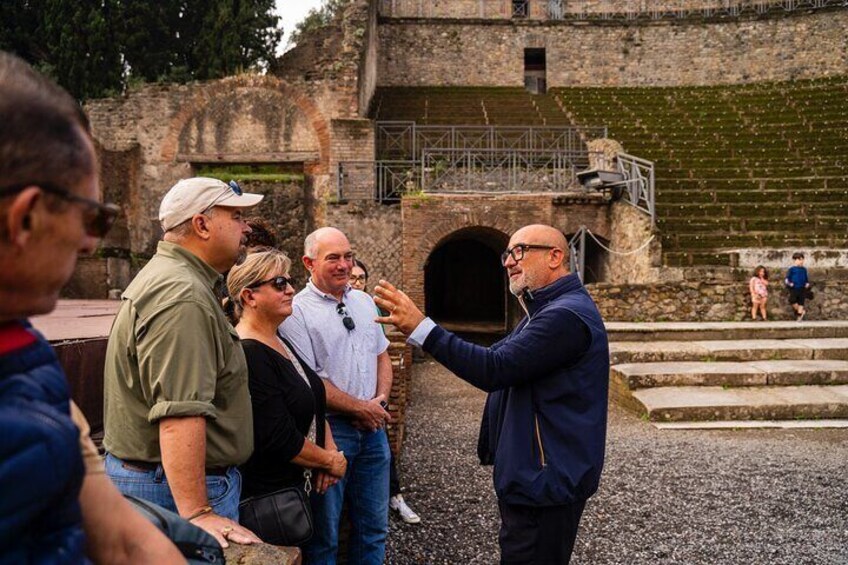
[202,180,244,213]
[0,182,120,238]
[247,275,295,292]
[336,302,356,331]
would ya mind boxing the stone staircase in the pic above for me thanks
[608,321,848,427]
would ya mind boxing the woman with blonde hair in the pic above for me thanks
[228,249,347,544]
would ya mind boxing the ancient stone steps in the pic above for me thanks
[606,321,848,342]
[612,360,848,389]
[607,322,848,424]
[631,385,848,422]
[610,338,848,364]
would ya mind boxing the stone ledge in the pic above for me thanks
[224,543,301,564]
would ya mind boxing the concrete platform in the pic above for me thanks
[613,360,848,388]
[609,338,833,364]
[31,299,119,342]
[632,384,848,422]
[606,321,848,342]
[653,419,848,430]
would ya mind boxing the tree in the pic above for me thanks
[289,0,352,47]
[118,0,180,82]
[40,0,124,99]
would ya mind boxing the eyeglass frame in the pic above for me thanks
[336,302,356,331]
[500,243,556,265]
[0,182,120,238]
[349,274,368,284]
[201,180,243,214]
[246,275,295,292]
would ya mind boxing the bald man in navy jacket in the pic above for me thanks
[375,224,609,565]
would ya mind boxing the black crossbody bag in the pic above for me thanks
[238,469,314,546]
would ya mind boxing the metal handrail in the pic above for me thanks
[569,226,588,282]
[376,122,608,161]
[616,152,656,225]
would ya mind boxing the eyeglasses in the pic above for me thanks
[247,275,295,292]
[501,244,555,265]
[0,182,120,238]
[202,180,243,213]
[349,275,367,284]
[336,302,356,331]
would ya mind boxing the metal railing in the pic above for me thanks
[337,160,418,203]
[420,148,589,194]
[569,226,588,282]
[616,152,656,225]
[376,122,608,161]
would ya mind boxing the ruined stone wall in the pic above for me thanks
[601,201,662,284]
[378,10,848,86]
[380,0,840,18]
[589,269,848,321]
[326,202,403,288]
[359,0,381,115]
[85,75,331,260]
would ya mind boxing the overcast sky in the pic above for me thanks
[275,0,325,51]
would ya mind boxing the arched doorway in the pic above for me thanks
[424,227,510,335]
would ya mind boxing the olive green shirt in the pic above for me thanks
[103,241,253,467]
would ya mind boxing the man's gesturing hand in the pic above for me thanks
[374,280,425,335]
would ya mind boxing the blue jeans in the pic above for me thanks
[105,453,242,521]
[305,417,390,565]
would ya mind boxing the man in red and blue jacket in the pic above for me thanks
[0,51,182,564]
[375,224,609,564]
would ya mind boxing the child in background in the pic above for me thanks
[749,265,769,321]
[784,252,810,321]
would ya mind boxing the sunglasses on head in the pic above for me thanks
[203,180,243,213]
[247,275,295,292]
[0,182,120,238]
[336,302,356,331]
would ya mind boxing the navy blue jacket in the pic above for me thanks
[0,321,87,564]
[422,274,609,506]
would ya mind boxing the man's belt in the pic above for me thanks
[121,458,230,476]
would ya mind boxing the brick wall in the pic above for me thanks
[400,193,610,310]
[378,10,848,87]
[326,201,403,288]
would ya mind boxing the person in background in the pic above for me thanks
[784,252,810,321]
[245,217,278,252]
[0,50,182,563]
[749,265,769,321]
[228,250,347,532]
[350,259,421,525]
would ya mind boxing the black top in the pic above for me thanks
[239,336,327,500]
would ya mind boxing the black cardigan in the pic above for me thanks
[239,336,327,499]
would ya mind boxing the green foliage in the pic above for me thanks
[194,164,303,183]
[289,0,352,46]
[1,0,282,100]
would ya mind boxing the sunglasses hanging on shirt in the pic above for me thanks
[336,302,356,331]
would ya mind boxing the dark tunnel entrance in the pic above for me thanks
[424,227,511,336]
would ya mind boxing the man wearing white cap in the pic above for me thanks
[103,177,264,548]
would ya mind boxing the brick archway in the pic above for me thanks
[159,75,330,173]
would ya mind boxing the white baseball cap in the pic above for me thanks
[159,177,264,231]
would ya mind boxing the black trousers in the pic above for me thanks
[498,499,587,565]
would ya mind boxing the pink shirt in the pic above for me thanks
[750,277,768,298]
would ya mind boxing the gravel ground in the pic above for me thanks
[385,361,848,565]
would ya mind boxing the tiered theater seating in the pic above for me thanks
[373,79,848,266]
